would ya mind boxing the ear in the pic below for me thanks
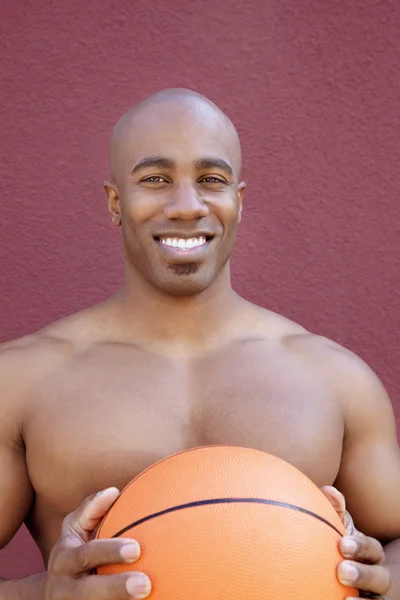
[104,180,121,226]
[237,181,246,224]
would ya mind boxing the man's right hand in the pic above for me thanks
[44,487,152,600]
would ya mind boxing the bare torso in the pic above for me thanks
[3,298,348,565]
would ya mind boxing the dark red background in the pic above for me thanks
[1,0,399,579]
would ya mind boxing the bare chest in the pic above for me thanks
[25,342,344,544]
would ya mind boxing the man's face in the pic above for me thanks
[107,100,245,297]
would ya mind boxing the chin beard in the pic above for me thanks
[168,262,200,276]
[157,263,212,297]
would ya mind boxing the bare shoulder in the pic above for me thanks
[0,329,71,377]
[0,333,68,447]
[0,328,72,409]
[284,330,395,426]
[0,303,108,411]
[249,301,393,415]
[284,328,366,371]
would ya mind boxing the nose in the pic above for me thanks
[163,182,209,220]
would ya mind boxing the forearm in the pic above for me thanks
[384,537,400,599]
[0,573,45,599]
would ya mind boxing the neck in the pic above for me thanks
[110,263,243,351]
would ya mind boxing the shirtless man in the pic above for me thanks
[1,89,399,600]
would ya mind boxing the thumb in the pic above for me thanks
[321,485,356,534]
[321,485,346,519]
[62,487,120,544]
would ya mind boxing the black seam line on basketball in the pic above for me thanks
[111,498,343,538]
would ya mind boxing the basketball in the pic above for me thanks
[96,446,358,599]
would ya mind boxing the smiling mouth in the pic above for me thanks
[154,235,214,250]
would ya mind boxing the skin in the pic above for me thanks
[0,88,399,600]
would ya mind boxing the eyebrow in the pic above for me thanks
[130,155,234,176]
[193,157,233,176]
[130,156,175,175]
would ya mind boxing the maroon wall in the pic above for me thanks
[1,0,399,578]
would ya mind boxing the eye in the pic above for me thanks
[141,175,169,184]
[200,176,226,184]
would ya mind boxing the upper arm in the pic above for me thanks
[333,351,400,541]
[0,347,35,548]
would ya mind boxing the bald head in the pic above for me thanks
[109,88,242,184]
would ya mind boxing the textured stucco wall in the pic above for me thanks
[1,0,399,579]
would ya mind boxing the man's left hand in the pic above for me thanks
[321,486,391,599]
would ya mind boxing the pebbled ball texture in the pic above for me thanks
[96,446,358,599]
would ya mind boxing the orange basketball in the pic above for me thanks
[96,446,358,599]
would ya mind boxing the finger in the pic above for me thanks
[62,487,120,542]
[346,597,387,600]
[340,534,385,565]
[338,560,391,595]
[52,538,141,576]
[54,571,151,600]
[321,486,356,533]
[347,597,388,600]
[321,486,346,518]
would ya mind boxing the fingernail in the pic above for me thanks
[126,573,151,599]
[96,487,119,497]
[341,538,358,557]
[339,562,358,584]
[120,542,140,562]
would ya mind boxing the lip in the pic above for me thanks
[153,232,215,240]
[154,236,214,261]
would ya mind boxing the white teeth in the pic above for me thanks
[159,236,207,249]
